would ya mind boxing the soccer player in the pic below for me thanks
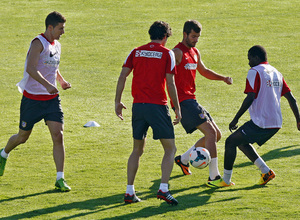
[172,20,232,185]
[208,45,300,187]
[0,11,72,191]
[115,21,181,205]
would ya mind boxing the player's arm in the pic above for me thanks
[196,48,233,85]
[115,67,131,120]
[166,73,181,125]
[229,92,256,132]
[172,48,183,66]
[26,39,58,94]
[56,70,71,90]
[283,91,300,130]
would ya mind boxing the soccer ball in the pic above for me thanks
[189,147,211,169]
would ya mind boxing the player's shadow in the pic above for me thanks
[103,177,241,220]
[234,145,299,168]
[0,175,240,220]
[0,190,126,220]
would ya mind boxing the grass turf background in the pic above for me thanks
[0,0,299,219]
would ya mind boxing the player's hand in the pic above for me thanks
[229,118,238,132]
[46,84,59,94]
[115,102,127,120]
[224,77,233,85]
[61,81,71,90]
[173,109,182,125]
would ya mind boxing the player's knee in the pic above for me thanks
[206,127,217,141]
[173,145,177,155]
[163,145,177,157]
[225,136,236,150]
[52,130,64,142]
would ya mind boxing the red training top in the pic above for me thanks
[123,42,176,105]
[173,42,198,104]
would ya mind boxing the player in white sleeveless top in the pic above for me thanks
[0,11,72,192]
[247,63,284,128]
[207,45,300,188]
[18,34,61,95]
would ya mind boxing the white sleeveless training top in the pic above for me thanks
[246,63,285,128]
[17,34,61,95]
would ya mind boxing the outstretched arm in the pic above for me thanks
[229,92,256,132]
[283,91,300,130]
[196,48,233,85]
[115,67,131,120]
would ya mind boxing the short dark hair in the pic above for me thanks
[148,21,172,40]
[183,20,202,35]
[248,45,267,62]
[45,11,66,28]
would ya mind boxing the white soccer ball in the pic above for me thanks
[189,147,211,169]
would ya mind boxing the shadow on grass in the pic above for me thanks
[0,175,240,220]
[234,145,300,168]
[1,145,298,219]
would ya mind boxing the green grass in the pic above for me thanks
[0,0,299,219]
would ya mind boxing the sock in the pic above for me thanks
[254,157,270,174]
[181,145,196,164]
[159,183,168,192]
[209,157,221,180]
[223,169,233,184]
[56,172,64,181]
[1,149,9,159]
[126,185,135,195]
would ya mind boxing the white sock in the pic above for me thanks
[56,172,64,181]
[181,145,196,164]
[1,149,9,159]
[126,185,135,195]
[254,157,270,174]
[159,183,168,192]
[223,169,233,184]
[209,157,220,180]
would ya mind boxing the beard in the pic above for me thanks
[185,38,196,48]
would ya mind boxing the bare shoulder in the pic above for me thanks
[172,48,183,64]
[30,38,43,53]
[172,47,183,56]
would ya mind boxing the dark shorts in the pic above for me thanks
[132,103,174,140]
[19,96,64,131]
[175,99,213,134]
[239,120,279,146]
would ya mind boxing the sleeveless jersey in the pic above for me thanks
[173,42,198,103]
[123,42,176,105]
[244,62,290,128]
[17,34,61,95]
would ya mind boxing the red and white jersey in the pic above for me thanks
[173,42,198,104]
[244,62,290,128]
[17,34,61,95]
[123,42,176,105]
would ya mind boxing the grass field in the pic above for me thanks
[0,0,299,219]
